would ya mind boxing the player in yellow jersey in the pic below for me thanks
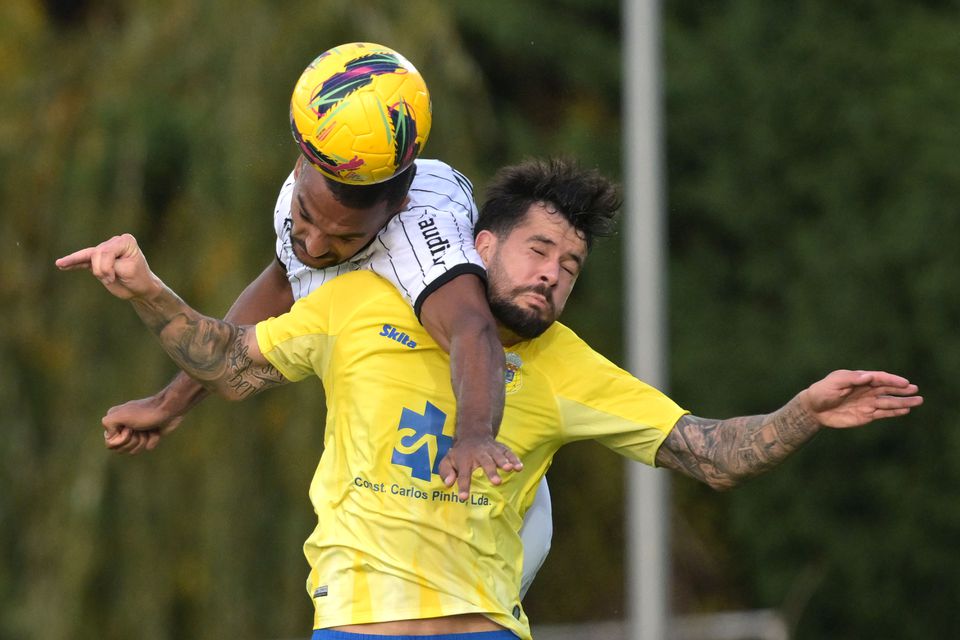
[58,158,923,639]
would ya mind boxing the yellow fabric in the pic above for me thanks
[255,271,687,638]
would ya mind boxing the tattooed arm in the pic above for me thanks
[130,293,285,400]
[655,370,923,490]
[57,233,287,401]
[655,400,819,490]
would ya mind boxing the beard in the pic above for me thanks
[488,285,555,340]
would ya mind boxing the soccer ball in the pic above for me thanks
[290,42,432,184]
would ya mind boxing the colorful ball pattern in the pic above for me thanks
[290,42,432,184]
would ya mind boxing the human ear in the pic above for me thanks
[474,230,496,263]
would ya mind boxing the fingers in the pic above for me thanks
[88,235,135,285]
[476,444,524,488]
[103,401,158,432]
[831,369,913,390]
[55,234,140,284]
[862,371,912,389]
[872,383,920,398]
[103,425,160,455]
[438,457,457,489]
[456,467,479,501]
[439,458,477,502]
[54,247,96,271]
[873,393,924,411]
[104,426,131,448]
[438,439,525,501]
[500,446,523,472]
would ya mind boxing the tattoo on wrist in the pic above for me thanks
[659,397,820,489]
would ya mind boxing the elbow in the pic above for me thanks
[703,471,747,492]
[707,478,739,492]
[195,379,246,402]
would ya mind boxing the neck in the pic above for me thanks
[497,325,524,348]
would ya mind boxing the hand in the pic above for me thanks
[101,394,187,455]
[103,426,163,455]
[56,233,159,300]
[438,436,523,501]
[800,369,923,429]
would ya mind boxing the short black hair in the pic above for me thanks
[476,157,620,250]
[322,163,417,210]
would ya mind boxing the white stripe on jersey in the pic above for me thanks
[273,159,485,307]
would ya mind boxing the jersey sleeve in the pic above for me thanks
[540,325,689,467]
[363,160,486,317]
[255,278,337,382]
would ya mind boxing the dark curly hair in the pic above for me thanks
[475,157,620,250]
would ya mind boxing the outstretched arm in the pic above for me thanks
[98,260,294,453]
[655,369,923,490]
[56,234,287,402]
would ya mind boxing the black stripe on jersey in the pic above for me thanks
[413,263,488,320]
[451,168,477,224]
[375,228,415,302]
[408,171,476,220]
[393,215,427,274]
[446,211,474,267]
[293,268,312,300]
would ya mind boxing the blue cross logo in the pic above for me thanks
[391,402,453,481]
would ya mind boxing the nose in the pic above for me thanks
[304,230,331,258]
[538,261,561,287]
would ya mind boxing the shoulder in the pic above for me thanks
[523,323,629,385]
[527,323,593,357]
[408,159,477,211]
[412,158,466,183]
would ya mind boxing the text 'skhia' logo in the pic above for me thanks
[391,402,452,480]
[504,352,523,394]
[380,324,417,348]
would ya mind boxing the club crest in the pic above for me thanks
[504,352,523,394]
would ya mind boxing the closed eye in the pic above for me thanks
[295,195,314,224]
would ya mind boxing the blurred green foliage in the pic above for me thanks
[2,0,958,638]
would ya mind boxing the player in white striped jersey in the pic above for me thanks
[275,158,482,311]
[99,154,554,597]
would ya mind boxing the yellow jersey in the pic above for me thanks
[255,271,687,639]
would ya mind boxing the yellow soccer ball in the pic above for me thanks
[290,42,432,184]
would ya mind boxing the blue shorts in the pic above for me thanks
[311,630,517,640]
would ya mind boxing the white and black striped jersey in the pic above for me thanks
[274,159,486,316]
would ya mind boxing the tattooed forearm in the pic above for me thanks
[130,286,285,400]
[656,396,819,490]
[221,329,285,399]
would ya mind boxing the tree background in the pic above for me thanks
[2,1,957,638]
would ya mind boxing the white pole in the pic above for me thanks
[623,1,670,640]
